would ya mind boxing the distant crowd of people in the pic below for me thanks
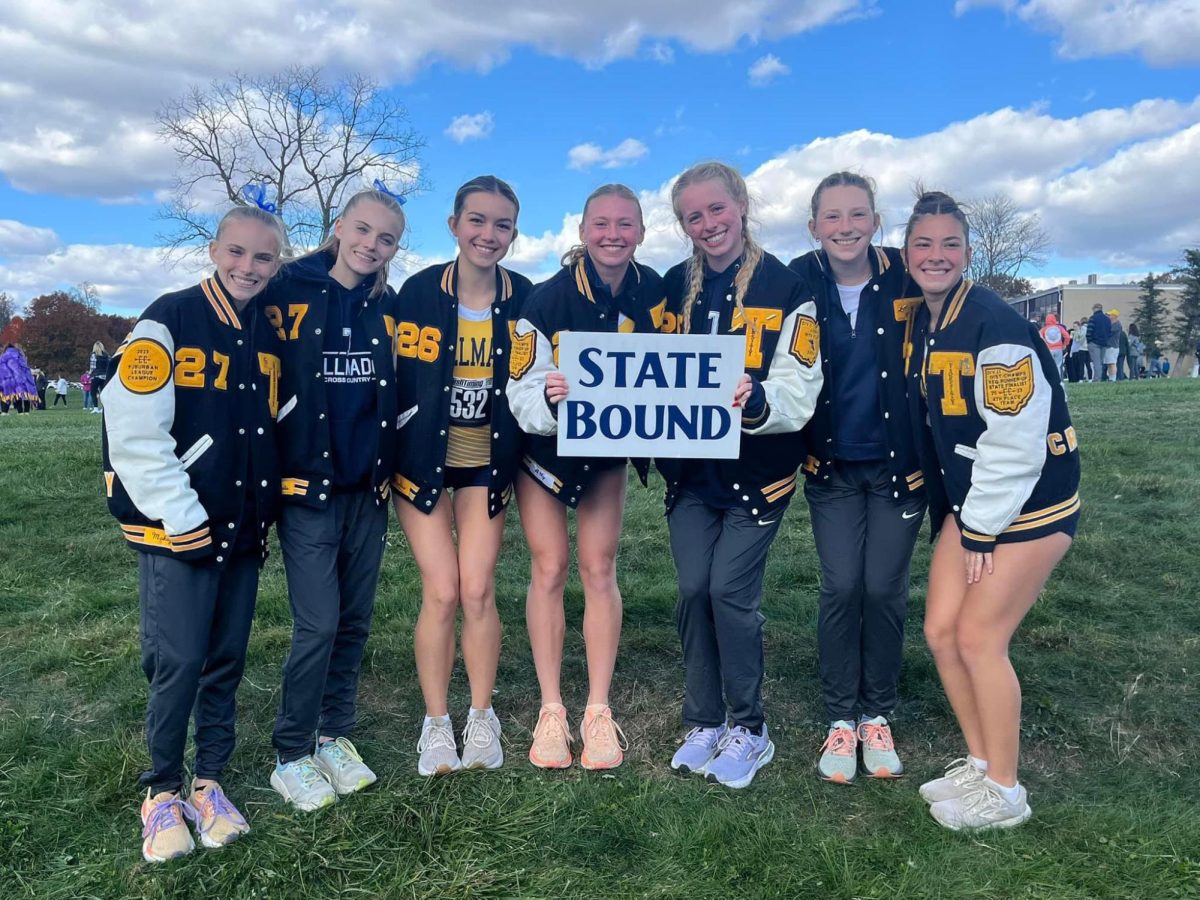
[1043,304,1174,383]
[0,340,110,414]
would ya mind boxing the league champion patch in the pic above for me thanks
[117,338,172,394]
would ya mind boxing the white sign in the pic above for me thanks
[556,331,745,459]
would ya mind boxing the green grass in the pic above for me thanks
[1,381,1198,899]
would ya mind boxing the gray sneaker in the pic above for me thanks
[315,737,377,795]
[817,720,858,784]
[417,716,462,776]
[930,781,1032,831]
[857,716,903,778]
[460,710,504,770]
[919,757,986,804]
[270,755,337,811]
[670,725,727,775]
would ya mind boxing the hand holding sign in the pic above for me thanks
[557,331,745,459]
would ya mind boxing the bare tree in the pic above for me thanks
[156,66,424,256]
[0,292,16,331]
[966,193,1051,296]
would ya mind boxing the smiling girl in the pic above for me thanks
[390,176,533,775]
[506,184,664,770]
[787,173,926,784]
[102,204,286,861]
[658,162,822,789]
[902,191,1079,831]
[265,188,405,810]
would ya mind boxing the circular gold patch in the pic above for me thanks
[118,338,172,394]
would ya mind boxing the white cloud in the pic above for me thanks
[957,0,1200,65]
[748,54,790,86]
[0,1,870,198]
[0,221,62,256]
[444,112,495,143]
[567,139,649,171]
[498,97,1200,276]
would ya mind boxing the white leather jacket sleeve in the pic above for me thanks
[103,319,208,535]
[961,342,1051,538]
[745,300,824,436]
[506,317,560,436]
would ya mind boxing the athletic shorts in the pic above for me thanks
[444,465,489,490]
[1103,348,1119,365]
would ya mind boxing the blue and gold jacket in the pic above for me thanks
[907,279,1080,551]
[391,260,533,518]
[507,255,664,507]
[788,245,924,500]
[656,251,823,516]
[102,276,282,565]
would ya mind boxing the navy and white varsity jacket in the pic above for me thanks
[391,260,533,518]
[906,279,1081,551]
[102,276,282,565]
[507,255,665,507]
[263,251,400,509]
[788,245,925,499]
[656,251,824,516]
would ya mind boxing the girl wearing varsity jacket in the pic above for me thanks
[391,176,533,776]
[103,205,285,862]
[787,172,926,785]
[506,184,664,772]
[659,162,823,789]
[902,191,1079,832]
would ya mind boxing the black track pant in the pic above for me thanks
[272,492,388,763]
[805,460,925,722]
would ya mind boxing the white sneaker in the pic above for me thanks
[919,757,986,804]
[270,755,337,811]
[930,781,1032,831]
[460,709,504,770]
[417,716,462,776]
[315,737,377,795]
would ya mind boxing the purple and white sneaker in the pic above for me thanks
[704,723,775,789]
[670,724,728,776]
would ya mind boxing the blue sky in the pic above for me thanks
[1,1,1197,314]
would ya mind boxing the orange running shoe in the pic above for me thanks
[529,703,573,769]
[580,704,628,770]
[817,720,858,784]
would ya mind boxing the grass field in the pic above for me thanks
[1,381,1198,899]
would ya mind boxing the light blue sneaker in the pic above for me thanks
[704,723,775,789]
[315,737,377,795]
[270,755,337,811]
[670,724,727,776]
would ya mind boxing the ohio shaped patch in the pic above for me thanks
[981,356,1034,415]
[117,338,172,394]
[789,314,819,368]
[509,328,536,380]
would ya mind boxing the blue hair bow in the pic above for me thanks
[372,179,407,205]
[240,183,278,214]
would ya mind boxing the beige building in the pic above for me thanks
[1008,277,1193,375]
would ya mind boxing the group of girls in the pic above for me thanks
[104,159,1079,863]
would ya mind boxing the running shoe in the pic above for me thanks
[529,703,574,769]
[705,724,775,789]
[580,704,628,771]
[817,720,858,784]
[930,781,1032,831]
[858,716,903,778]
[670,725,727,776]
[417,716,462,776]
[186,781,250,848]
[461,709,504,770]
[919,757,986,804]
[315,737,378,794]
[271,755,337,811]
[140,789,196,862]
